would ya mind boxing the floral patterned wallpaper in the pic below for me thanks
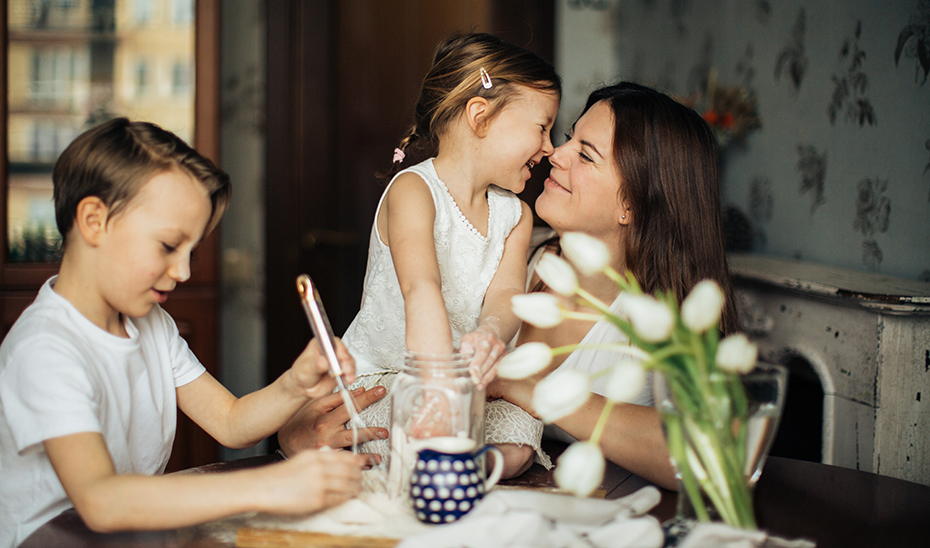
[556,0,930,281]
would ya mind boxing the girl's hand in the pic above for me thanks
[259,449,367,514]
[460,328,506,390]
[290,338,357,400]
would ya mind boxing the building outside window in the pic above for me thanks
[6,0,194,262]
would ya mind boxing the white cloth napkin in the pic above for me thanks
[395,487,817,548]
[676,522,816,548]
[397,487,665,548]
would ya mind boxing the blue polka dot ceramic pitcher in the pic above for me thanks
[409,437,504,524]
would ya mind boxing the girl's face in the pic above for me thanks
[481,86,560,194]
[535,100,627,239]
[96,168,212,323]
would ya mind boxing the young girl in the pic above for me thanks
[291,33,560,479]
[0,119,366,547]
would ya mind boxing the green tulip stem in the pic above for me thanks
[589,398,615,447]
[574,288,610,314]
[561,310,606,323]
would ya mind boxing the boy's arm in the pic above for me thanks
[44,432,365,533]
[177,338,352,449]
[461,201,534,388]
[384,172,454,355]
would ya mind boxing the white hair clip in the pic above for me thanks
[479,68,493,90]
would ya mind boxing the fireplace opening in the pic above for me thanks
[769,355,823,463]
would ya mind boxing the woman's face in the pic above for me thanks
[535,100,628,239]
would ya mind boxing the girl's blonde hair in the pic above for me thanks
[388,33,561,178]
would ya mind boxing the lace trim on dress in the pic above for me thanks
[435,176,491,241]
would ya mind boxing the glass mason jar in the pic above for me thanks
[387,351,485,499]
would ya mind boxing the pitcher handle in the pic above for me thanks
[476,445,505,491]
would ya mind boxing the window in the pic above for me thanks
[6,0,198,263]
[135,59,151,97]
[172,0,192,25]
[133,0,155,26]
[171,60,191,96]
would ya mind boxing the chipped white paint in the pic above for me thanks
[730,254,930,486]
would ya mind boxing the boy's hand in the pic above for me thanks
[460,328,505,391]
[259,449,367,514]
[291,338,357,399]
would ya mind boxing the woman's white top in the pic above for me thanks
[343,158,523,375]
[526,229,654,402]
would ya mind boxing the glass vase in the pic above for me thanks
[653,362,787,529]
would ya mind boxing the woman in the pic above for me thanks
[489,81,738,491]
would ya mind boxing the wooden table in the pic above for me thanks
[20,447,930,548]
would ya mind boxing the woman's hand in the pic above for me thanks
[487,375,538,418]
[460,327,506,390]
[278,386,389,463]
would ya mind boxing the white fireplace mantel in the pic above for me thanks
[729,254,930,486]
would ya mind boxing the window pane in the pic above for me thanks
[7,0,195,262]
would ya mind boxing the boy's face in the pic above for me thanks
[97,168,212,319]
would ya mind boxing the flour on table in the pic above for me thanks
[181,468,428,542]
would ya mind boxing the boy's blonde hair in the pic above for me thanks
[53,117,231,246]
[389,33,561,177]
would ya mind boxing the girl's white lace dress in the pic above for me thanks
[342,158,550,468]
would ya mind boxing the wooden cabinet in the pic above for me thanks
[0,0,221,473]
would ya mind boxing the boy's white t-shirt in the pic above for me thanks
[0,277,205,547]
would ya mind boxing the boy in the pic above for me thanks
[0,118,367,547]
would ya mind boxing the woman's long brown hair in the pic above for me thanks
[582,82,738,334]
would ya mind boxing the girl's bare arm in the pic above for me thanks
[382,172,453,355]
[461,201,534,387]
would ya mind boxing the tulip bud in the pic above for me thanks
[715,334,757,373]
[554,441,605,497]
[532,368,590,422]
[603,361,647,403]
[619,293,675,343]
[511,293,564,328]
[560,232,611,276]
[681,279,725,333]
[498,342,553,379]
[535,253,579,296]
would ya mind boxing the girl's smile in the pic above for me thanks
[479,87,560,194]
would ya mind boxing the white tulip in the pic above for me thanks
[619,293,675,343]
[497,342,553,379]
[532,368,590,423]
[535,253,579,296]
[681,279,725,333]
[511,293,564,328]
[715,334,758,373]
[603,361,648,403]
[554,441,605,497]
[560,232,611,275]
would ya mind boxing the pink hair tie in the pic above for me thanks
[392,148,405,164]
